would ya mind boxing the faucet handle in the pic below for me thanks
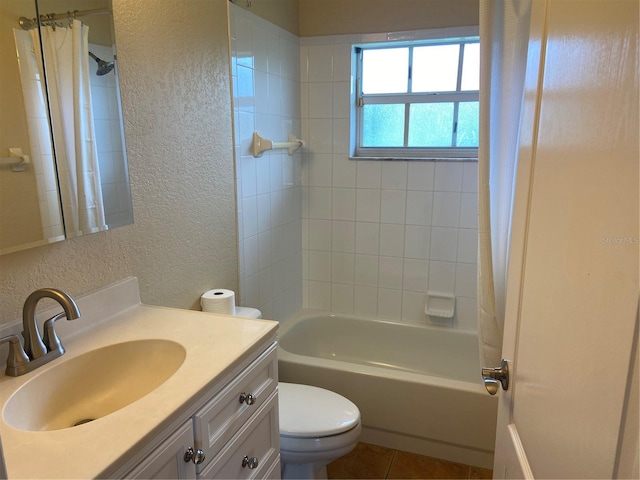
[43,312,67,355]
[0,335,30,374]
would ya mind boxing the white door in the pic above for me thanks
[490,0,639,478]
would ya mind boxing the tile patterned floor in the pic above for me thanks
[327,443,493,480]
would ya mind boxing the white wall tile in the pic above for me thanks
[402,291,427,324]
[244,273,260,308]
[404,225,431,260]
[432,192,461,227]
[257,193,271,233]
[434,162,464,192]
[459,192,478,229]
[333,155,356,188]
[252,26,268,72]
[259,265,273,305]
[308,119,333,153]
[405,191,433,226]
[242,196,258,238]
[300,82,309,118]
[309,250,332,281]
[309,219,332,251]
[267,74,282,116]
[332,81,351,119]
[381,162,408,190]
[332,188,356,221]
[455,296,478,332]
[297,32,481,330]
[267,32,282,76]
[332,283,354,313]
[380,190,407,224]
[354,285,378,317]
[377,288,402,320]
[307,44,334,82]
[244,234,259,276]
[308,187,332,219]
[256,156,271,195]
[254,69,269,114]
[428,260,456,294]
[356,161,382,188]
[332,220,355,253]
[356,189,381,222]
[308,82,333,118]
[462,162,478,193]
[457,228,478,264]
[269,155,284,190]
[332,118,350,154]
[240,156,257,198]
[407,162,435,191]
[379,223,405,257]
[355,222,380,255]
[299,45,309,82]
[378,256,403,289]
[332,252,355,284]
[333,43,352,82]
[455,262,477,298]
[355,254,379,287]
[309,280,331,310]
[430,227,458,262]
[308,153,333,187]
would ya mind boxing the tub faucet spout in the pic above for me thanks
[22,288,80,360]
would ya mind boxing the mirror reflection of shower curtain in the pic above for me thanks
[13,29,65,244]
[32,19,107,237]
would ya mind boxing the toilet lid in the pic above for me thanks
[278,382,360,438]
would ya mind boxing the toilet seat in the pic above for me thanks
[278,382,359,438]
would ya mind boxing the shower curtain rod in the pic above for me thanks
[19,8,111,30]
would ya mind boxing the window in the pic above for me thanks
[353,33,479,160]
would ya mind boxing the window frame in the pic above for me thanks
[350,27,480,161]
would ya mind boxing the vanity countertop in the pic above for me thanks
[0,278,278,479]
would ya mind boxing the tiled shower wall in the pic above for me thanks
[230,4,303,321]
[300,35,479,331]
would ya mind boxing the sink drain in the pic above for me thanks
[73,418,96,426]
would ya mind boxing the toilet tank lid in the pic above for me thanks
[235,306,262,319]
[278,382,360,438]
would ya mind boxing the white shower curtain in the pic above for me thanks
[31,19,107,237]
[477,0,532,367]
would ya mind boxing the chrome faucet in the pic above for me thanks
[0,288,80,376]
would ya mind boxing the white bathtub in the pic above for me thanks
[277,310,498,469]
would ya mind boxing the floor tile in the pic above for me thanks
[386,451,469,479]
[327,442,395,479]
[469,466,493,479]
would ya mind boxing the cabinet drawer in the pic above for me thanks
[194,343,278,471]
[199,390,279,480]
[126,421,197,479]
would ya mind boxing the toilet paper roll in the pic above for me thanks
[201,289,236,315]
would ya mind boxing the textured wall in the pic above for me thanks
[298,0,479,36]
[0,0,238,325]
[232,0,299,35]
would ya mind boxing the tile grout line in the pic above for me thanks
[385,449,398,479]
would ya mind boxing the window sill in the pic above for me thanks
[349,156,478,162]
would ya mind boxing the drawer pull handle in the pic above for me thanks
[242,455,259,469]
[239,392,256,405]
[184,447,206,464]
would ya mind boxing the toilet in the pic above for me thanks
[234,307,362,480]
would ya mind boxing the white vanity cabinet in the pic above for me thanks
[124,342,280,480]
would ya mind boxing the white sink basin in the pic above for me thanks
[3,339,186,431]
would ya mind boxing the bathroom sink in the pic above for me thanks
[3,339,186,431]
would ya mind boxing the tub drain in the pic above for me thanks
[73,418,95,426]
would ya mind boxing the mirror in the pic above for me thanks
[0,0,132,255]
